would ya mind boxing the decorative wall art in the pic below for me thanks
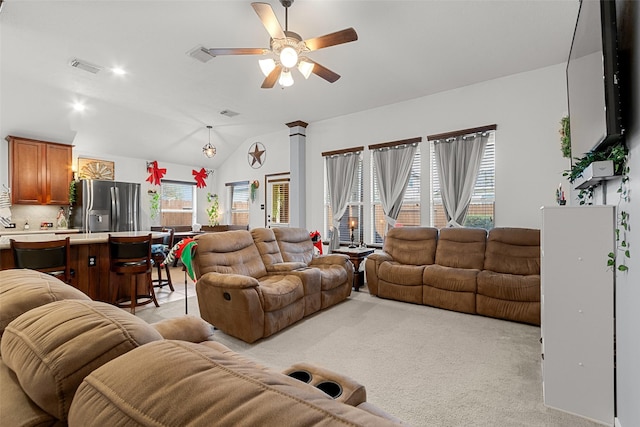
[248,142,266,168]
[77,158,115,180]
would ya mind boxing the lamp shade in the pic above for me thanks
[298,59,314,79]
[259,58,276,77]
[348,216,358,229]
[279,69,294,87]
[279,46,298,69]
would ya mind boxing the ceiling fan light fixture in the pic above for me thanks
[259,58,276,77]
[279,69,294,87]
[279,46,298,69]
[202,125,217,158]
[298,59,314,79]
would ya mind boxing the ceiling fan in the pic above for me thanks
[208,0,358,89]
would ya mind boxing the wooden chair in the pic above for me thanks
[152,227,175,291]
[108,234,158,314]
[10,237,72,284]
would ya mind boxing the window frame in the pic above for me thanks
[226,180,250,226]
[159,180,196,227]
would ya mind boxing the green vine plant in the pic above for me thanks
[148,190,160,220]
[206,192,219,226]
[559,116,571,158]
[607,164,631,272]
[68,180,77,205]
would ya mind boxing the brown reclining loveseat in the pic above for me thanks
[194,228,353,343]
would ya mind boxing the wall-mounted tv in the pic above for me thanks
[566,0,624,160]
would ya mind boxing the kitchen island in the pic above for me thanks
[0,231,169,303]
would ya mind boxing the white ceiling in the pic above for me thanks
[0,0,579,168]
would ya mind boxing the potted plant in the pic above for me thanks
[206,192,219,226]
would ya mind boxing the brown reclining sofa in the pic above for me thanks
[365,227,540,325]
[0,268,405,426]
[193,227,354,343]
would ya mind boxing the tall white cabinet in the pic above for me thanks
[541,206,615,426]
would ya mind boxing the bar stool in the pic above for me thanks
[152,227,175,291]
[108,234,158,314]
[10,237,72,284]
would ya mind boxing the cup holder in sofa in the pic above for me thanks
[316,381,343,399]
[287,370,312,383]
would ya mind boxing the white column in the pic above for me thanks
[286,121,308,229]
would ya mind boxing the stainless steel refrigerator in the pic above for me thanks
[70,179,141,232]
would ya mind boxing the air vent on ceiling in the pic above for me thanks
[187,46,214,63]
[69,58,102,74]
[220,109,240,118]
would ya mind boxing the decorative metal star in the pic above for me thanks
[248,142,266,168]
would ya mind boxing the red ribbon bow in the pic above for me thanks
[192,168,208,188]
[146,161,166,186]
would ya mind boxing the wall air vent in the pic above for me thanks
[220,109,240,118]
[69,58,102,74]
[187,46,214,63]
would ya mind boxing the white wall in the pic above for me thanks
[213,62,572,240]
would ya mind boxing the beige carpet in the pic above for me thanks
[137,279,603,427]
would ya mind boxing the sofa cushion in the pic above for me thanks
[69,340,402,426]
[423,264,479,292]
[316,264,349,291]
[195,231,268,279]
[476,271,540,302]
[378,262,424,286]
[383,227,438,266]
[1,299,162,421]
[251,227,285,268]
[434,228,486,269]
[0,359,56,427]
[258,275,304,312]
[0,268,90,339]
[273,227,315,264]
[483,228,540,275]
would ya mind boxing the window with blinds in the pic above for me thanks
[324,156,363,244]
[160,180,196,226]
[270,180,290,226]
[229,182,249,225]
[430,131,495,229]
[371,146,421,244]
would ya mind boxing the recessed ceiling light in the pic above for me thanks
[111,67,126,76]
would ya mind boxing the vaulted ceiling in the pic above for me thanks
[0,0,579,168]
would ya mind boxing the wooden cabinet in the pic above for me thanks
[7,136,72,205]
[541,206,615,426]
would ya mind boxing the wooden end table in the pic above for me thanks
[331,247,374,292]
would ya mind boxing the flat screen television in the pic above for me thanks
[566,0,624,160]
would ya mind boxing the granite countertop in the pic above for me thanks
[0,228,80,236]
[0,231,169,249]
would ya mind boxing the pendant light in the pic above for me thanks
[202,125,216,158]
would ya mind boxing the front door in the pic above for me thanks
[265,173,290,228]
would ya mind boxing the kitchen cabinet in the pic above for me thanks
[7,136,72,205]
[541,206,615,426]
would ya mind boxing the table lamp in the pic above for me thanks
[348,216,358,248]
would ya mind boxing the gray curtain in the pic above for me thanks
[434,133,488,227]
[372,143,417,230]
[325,152,360,250]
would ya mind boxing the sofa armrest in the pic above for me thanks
[199,272,259,289]
[283,362,367,407]
[266,262,308,273]
[367,251,393,263]
[309,254,350,266]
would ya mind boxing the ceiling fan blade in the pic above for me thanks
[310,61,340,83]
[208,48,267,56]
[304,28,358,51]
[261,65,282,89]
[251,2,286,40]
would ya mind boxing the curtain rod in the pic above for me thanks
[368,137,422,151]
[321,146,364,157]
[427,124,497,141]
